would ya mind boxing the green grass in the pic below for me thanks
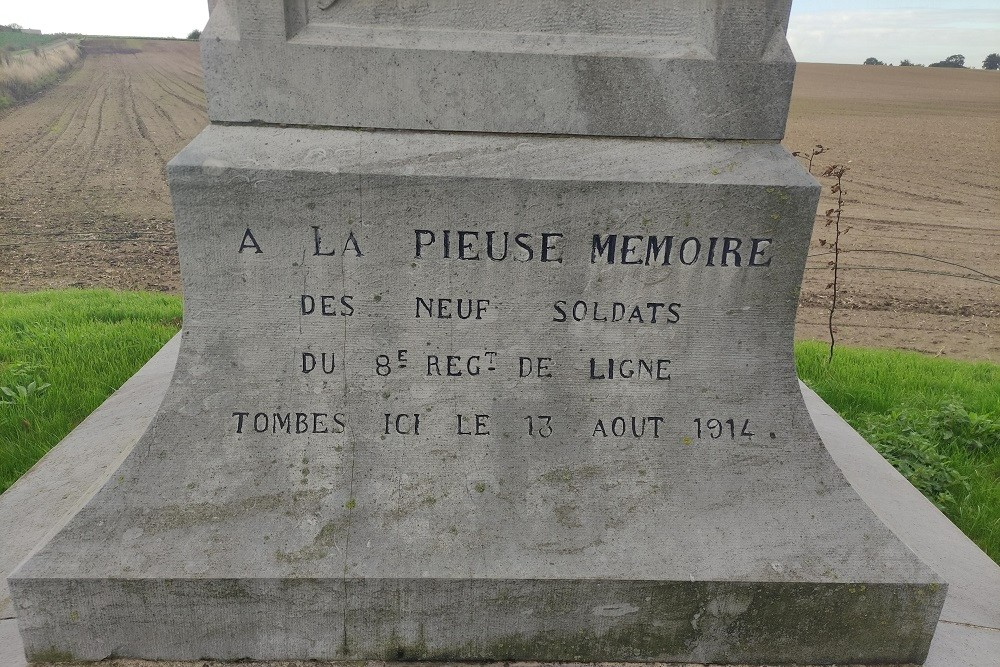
[0,290,181,493]
[0,40,80,111]
[0,31,61,52]
[0,291,997,564]
[797,341,1000,562]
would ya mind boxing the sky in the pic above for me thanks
[3,1,999,67]
[788,0,1000,66]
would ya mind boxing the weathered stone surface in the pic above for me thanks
[5,2,950,662]
[9,126,944,664]
[0,338,179,620]
[201,0,796,139]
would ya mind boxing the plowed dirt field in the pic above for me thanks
[0,40,204,292]
[787,64,999,363]
[1,43,997,361]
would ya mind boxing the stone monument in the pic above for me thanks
[9,1,945,664]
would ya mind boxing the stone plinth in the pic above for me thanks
[7,0,947,663]
[9,126,944,664]
[201,0,795,139]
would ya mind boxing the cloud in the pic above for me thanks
[788,8,1000,65]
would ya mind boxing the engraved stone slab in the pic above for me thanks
[201,0,796,139]
[9,126,945,664]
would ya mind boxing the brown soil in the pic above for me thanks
[1,49,997,362]
[0,40,205,292]
[784,64,1000,362]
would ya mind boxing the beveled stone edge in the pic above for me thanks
[200,37,795,140]
[0,336,181,619]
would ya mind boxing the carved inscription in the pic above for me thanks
[231,224,775,444]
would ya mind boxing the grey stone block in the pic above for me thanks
[201,0,796,139]
[8,125,944,664]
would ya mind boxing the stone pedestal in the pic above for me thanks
[202,0,795,138]
[8,1,945,665]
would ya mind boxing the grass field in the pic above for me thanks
[0,31,62,53]
[0,290,181,492]
[0,291,997,563]
[0,41,80,110]
[798,342,1000,560]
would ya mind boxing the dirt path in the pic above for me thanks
[0,47,997,362]
[0,40,205,292]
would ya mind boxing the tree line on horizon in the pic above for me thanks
[864,53,1000,69]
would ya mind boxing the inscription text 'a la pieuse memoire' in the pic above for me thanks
[227,224,776,447]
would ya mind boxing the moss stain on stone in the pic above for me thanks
[147,489,329,533]
[382,625,430,660]
[540,465,601,487]
[203,579,252,600]
[333,581,939,663]
[554,504,582,528]
[29,647,76,663]
[362,622,694,663]
[276,519,345,563]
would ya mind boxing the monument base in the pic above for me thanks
[16,661,926,667]
[6,344,996,667]
[9,126,943,665]
[14,578,941,664]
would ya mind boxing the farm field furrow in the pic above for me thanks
[0,43,997,361]
[786,63,999,362]
[0,40,204,292]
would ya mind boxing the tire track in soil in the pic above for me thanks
[8,58,105,179]
[72,68,112,190]
[149,62,204,103]
[43,58,110,177]
[133,85,187,142]
[807,216,1000,241]
[126,67,152,143]
[59,58,107,152]
[0,40,207,294]
[144,62,206,115]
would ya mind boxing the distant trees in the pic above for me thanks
[929,54,966,68]
[187,29,202,40]
[863,57,885,66]
[898,59,922,67]
[984,53,1000,70]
